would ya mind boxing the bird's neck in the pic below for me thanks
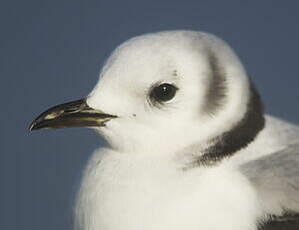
[197,82,265,166]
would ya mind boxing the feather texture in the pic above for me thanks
[242,143,299,221]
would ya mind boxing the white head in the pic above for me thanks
[30,31,265,162]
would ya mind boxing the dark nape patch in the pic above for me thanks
[204,50,227,115]
[198,81,265,166]
[132,114,136,117]
[259,212,299,230]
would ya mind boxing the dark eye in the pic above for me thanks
[150,83,178,103]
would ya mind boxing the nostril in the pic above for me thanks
[64,107,79,113]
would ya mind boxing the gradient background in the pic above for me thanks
[1,1,299,230]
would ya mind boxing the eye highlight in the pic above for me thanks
[149,83,178,104]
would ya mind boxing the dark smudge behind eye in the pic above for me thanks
[204,49,227,115]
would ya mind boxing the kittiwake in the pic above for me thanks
[29,30,299,230]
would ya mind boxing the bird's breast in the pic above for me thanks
[74,150,262,230]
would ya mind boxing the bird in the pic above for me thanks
[29,30,299,230]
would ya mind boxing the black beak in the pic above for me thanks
[29,98,117,131]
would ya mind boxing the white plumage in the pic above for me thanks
[30,30,299,230]
[75,31,299,230]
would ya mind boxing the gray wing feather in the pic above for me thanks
[260,213,299,230]
[241,143,299,214]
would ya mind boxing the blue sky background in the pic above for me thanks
[1,1,299,229]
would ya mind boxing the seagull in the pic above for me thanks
[29,31,299,230]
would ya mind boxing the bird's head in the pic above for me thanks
[30,31,264,159]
